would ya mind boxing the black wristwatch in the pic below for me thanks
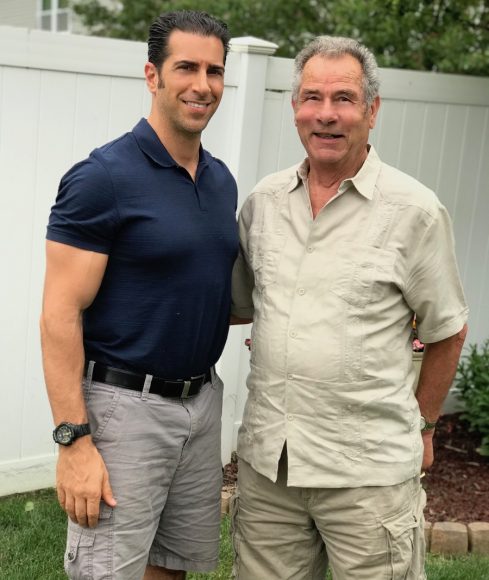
[420,416,437,432]
[53,422,91,446]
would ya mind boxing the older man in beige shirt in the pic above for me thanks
[231,36,468,580]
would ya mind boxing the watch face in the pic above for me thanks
[56,424,73,445]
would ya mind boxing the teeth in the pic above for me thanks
[185,101,207,109]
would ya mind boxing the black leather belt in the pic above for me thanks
[85,361,211,398]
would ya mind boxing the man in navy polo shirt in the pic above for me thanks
[40,10,238,580]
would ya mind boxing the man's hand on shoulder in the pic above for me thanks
[56,437,116,528]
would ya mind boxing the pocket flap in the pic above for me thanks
[381,507,418,539]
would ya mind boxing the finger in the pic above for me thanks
[57,487,66,510]
[87,498,101,529]
[64,496,76,522]
[74,496,88,528]
[101,476,117,508]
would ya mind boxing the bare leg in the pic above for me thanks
[143,565,186,580]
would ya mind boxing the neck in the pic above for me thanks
[147,113,201,179]
[308,148,368,190]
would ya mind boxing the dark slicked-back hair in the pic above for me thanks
[148,10,230,70]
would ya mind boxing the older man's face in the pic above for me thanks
[293,54,380,174]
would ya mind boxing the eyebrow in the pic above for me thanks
[174,59,225,73]
[335,89,358,99]
[300,88,320,97]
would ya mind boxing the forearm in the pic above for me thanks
[40,308,88,425]
[416,324,468,422]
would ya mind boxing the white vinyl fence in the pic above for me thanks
[1,26,488,496]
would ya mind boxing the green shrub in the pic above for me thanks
[456,340,489,456]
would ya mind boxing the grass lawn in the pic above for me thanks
[1,488,489,579]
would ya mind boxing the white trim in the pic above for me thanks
[0,455,57,497]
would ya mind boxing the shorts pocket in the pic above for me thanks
[64,526,95,579]
[64,503,113,580]
[382,506,419,580]
[84,385,121,444]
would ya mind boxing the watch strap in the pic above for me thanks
[73,423,91,438]
[420,416,437,432]
[53,422,91,445]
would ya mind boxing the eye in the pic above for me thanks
[208,67,224,77]
[177,63,196,72]
[302,94,319,102]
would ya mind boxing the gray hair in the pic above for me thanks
[292,36,380,106]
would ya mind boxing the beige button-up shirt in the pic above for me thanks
[232,146,468,488]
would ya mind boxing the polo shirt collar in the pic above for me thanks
[132,118,210,168]
[288,145,381,200]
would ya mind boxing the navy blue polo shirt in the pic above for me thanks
[47,118,238,379]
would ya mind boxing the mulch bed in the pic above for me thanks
[223,413,489,524]
[423,413,489,523]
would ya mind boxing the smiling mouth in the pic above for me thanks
[314,132,343,139]
[184,100,211,110]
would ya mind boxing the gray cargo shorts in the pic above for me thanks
[64,368,224,579]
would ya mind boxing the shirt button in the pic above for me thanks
[287,374,294,380]
[287,414,294,421]
[67,551,75,561]
[307,246,314,253]
[298,288,306,295]
[290,330,297,338]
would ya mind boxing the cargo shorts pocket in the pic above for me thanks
[64,504,113,580]
[64,527,95,580]
[382,506,419,579]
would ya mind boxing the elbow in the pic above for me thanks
[456,323,468,348]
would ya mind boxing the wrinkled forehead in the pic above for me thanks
[301,54,363,84]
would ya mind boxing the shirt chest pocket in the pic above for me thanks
[329,243,397,308]
[247,232,286,289]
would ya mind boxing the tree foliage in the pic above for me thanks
[73,0,489,76]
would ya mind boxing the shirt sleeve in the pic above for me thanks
[404,203,468,343]
[231,200,255,319]
[46,153,119,254]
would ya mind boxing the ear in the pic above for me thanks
[144,62,159,95]
[291,97,298,125]
[368,95,381,129]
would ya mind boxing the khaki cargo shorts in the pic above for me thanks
[231,454,426,580]
[64,370,224,580]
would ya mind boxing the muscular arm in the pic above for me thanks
[40,240,116,527]
[416,323,468,470]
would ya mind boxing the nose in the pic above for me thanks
[192,69,211,96]
[317,99,338,125]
